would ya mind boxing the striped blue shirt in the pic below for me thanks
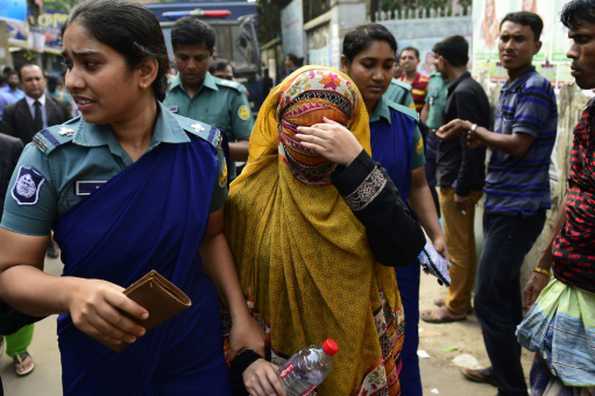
[485,67,557,215]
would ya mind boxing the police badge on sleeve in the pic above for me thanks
[11,166,46,206]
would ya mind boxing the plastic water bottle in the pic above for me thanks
[278,338,339,396]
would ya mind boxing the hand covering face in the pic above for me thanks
[277,68,358,184]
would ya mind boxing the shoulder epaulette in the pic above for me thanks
[31,117,80,155]
[386,101,420,122]
[214,78,245,93]
[391,79,412,91]
[174,114,222,148]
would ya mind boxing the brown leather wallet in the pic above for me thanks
[108,270,192,352]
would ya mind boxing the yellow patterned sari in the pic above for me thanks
[225,66,404,395]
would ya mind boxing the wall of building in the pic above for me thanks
[279,0,366,68]
[380,15,472,74]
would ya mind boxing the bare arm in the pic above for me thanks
[0,228,147,346]
[523,195,567,310]
[420,102,429,125]
[0,229,64,316]
[537,196,567,272]
[408,167,446,254]
[200,209,265,357]
[472,124,534,158]
[437,118,534,158]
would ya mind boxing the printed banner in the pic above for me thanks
[472,0,573,86]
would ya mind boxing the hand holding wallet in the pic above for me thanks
[107,270,192,352]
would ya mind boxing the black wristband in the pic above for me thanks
[231,348,263,375]
[230,349,264,396]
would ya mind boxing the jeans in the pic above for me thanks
[474,210,546,396]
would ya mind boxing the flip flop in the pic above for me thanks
[434,298,473,314]
[421,307,466,323]
[14,351,35,376]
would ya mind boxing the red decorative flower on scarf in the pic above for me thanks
[320,73,340,90]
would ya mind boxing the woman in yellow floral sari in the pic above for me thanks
[225,66,424,395]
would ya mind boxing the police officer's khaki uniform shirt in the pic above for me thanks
[1,103,227,236]
[425,72,448,130]
[383,79,415,110]
[163,72,254,178]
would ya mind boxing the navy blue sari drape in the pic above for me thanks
[54,137,230,396]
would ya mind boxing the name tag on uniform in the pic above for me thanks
[169,105,179,114]
[75,180,107,196]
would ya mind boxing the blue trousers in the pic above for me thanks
[396,263,422,396]
[475,211,546,396]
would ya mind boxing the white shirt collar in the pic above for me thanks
[25,93,46,107]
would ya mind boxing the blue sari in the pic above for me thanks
[371,107,422,396]
[53,134,230,396]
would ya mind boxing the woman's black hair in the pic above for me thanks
[500,11,544,41]
[342,23,398,62]
[561,0,595,29]
[171,16,216,52]
[63,0,168,101]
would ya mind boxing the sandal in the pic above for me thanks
[434,298,473,314]
[421,307,466,323]
[14,351,35,376]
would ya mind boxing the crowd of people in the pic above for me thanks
[0,0,592,395]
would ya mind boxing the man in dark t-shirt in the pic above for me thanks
[421,35,490,324]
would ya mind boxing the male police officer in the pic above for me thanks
[164,17,254,180]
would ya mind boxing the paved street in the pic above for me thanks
[1,256,532,396]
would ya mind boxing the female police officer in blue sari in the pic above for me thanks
[0,1,266,394]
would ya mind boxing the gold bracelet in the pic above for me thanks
[533,266,551,277]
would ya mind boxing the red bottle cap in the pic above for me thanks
[322,338,339,356]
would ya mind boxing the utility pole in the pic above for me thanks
[27,0,44,64]
[370,0,379,21]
